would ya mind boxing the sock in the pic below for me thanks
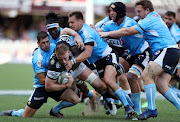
[52,101,75,113]
[11,109,25,117]
[123,90,134,107]
[113,88,128,106]
[144,83,156,110]
[84,89,94,98]
[164,88,180,110]
[113,81,121,104]
[131,92,142,114]
[171,87,180,98]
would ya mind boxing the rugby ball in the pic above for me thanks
[57,72,69,85]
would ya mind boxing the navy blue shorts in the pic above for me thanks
[27,87,65,109]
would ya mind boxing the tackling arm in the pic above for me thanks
[61,28,84,49]
[37,72,46,85]
[99,27,139,38]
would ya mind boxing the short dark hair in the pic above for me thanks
[37,31,48,43]
[165,11,176,18]
[135,0,154,12]
[68,11,83,21]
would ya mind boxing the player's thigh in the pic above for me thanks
[142,61,163,83]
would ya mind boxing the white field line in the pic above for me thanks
[0,90,165,99]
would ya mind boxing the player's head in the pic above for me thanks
[135,0,154,19]
[68,11,83,31]
[164,11,176,28]
[110,2,126,22]
[45,12,60,40]
[37,31,50,52]
[55,41,70,65]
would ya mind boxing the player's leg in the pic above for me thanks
[49,87,79,117]
[156,72,180,110]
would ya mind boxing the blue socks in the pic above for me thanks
[132,92,141,114]
[52,101,75,113]
[144,83,156,110]
[11,109,25,117]
[113,88,128,106]
[84,90,94,98]
[123,90,134,107]
[164,88,180,110]
[171,87,180,98]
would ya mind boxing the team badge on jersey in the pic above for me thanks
[56,62,61,68]
[50,59,55,65]
[37,60,43,67]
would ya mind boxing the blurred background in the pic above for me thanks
[0,0,180,64]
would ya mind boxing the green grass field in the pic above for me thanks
[0,64,179,122]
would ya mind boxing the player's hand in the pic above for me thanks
[98,32,109,38]
[74,35,84,50]
[89,24,96,30]
[65,60,73,71]
[67,74,74,87]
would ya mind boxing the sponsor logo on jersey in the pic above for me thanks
[37,60,43,67]
[50,59,55,65]
[56,62,61,68]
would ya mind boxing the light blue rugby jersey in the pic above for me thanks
[169,23,180,44]
[77,24,112,64]
[48,27,75,46]
[101,16,148,56]
[95,16,110,30]
[133,11,177,55]
[32,44,56,88]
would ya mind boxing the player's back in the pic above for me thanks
[134,11,177,55]
[77,24,112,64]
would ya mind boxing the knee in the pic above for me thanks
[71,96,79,104]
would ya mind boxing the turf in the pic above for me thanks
[0,64,179,121]
[0,96,179,122]
[0,64,33,90]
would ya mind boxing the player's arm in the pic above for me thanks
[74,44,93,63]
[61,28,84,49]
[99,27,139,38]
[65,43,93,71]
[45,75,73,92]
[37,72,46,85]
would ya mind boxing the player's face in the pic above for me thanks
[164,15,175,28]
[48,27,60,40]
[135,5,147,19]
[68,15,81,31]
[38,37,50,52]
[56,51,70,65]
[110,8,117,22]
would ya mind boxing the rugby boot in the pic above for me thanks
[49,108,64,118]
[137,108,158,120]
[0,109,17,116]
[106,100,117,115]
[124,105,135,118]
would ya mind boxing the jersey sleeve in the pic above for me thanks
[32,52,46,75]
[133,18,150,33]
